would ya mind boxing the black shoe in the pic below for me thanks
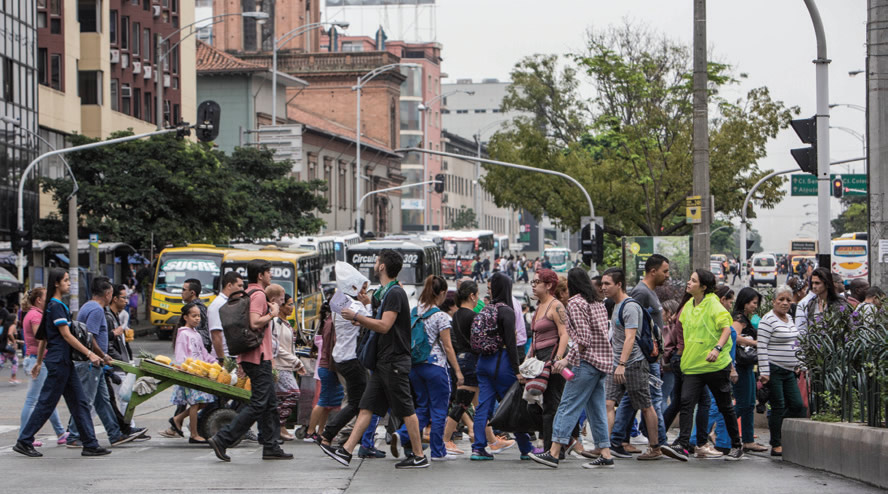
[582,456,615,469]
[263,448,294,460]
[724,447,744,461]
[111,431,142,446]
[319,443,352,467]
[660,444,689,462]
[390,432,401,458]
[609,444,632,459]
[13,441,43,458]
[770,449,783,457]
[242,430,259,442]
[528,451,559,468]
[81,446,112,457]
[358,446,387,458]
[395,455,430,469]
[65,439,83,449]
[189,438,208,444]
[208,436,230,462]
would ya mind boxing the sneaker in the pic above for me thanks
[395,455,430,469]
[207,436,230,462]
[319,443,352,467]
[724,447,745,461]
[582,456,615,469]
[390,432,401,458]
[660,444,689,462]
[431,454,458,461]
[637,447,663,460]
[358,446,386,458]
[444,441,465,455]
[489,438,515,454]
[243,430,259,443]
[630,434,649,445]
[742,442,768,453]
[695,444,724,459]
[609,444,632,459]
[622,443,642,454]
[531,446,545,455]
[111,431,141,446]
[81,446,112,457]
[579,448,602,459]
[57,432,70,445]
[66,439,83,449]
[13,441,43,458]
[262,447,294,460]
[565,437,580,455]
[528,451,559,468]
[32,440,43,447]
[304,433,320,444]
[470,448,494,460]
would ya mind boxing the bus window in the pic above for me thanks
[156,253,220,296]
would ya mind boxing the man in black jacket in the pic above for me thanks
[105,284,149,441]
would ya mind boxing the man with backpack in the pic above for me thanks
[208,259,291,462]
[319,249,429,469]
[609,255,670,457]
[600,268,666,461]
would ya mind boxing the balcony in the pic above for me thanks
[239,51,405,78]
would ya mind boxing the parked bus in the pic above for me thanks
[150,244,236,340]
[543,246,572,273]
[347,239,442,304]
[332,232,362,263]
[221,248,324,332]
[494,235,510,258]
[831,239,868,285]
[439,229,495,277]
[789,238,818,272]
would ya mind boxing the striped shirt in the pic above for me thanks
[757,311,800,376]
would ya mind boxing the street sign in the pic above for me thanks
[686,195,702,224]
[791,174,867,196]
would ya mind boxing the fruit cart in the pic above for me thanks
[113,358,252,444]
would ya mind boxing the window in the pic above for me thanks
[51,18,61,33]
[441,109,450,114]
[133,88,141,117]
[50,54,61,90]
[474,109,486,114]
[38,49,48,85]
[338,162,347,208]
[110,78,118,111]
[143,28,151,60]
[172,103,179,125]
[242,0,257,51]
[109,10,117,44]
[37,11,47,28]
[77,70,103,105]
[143,0,149,10]
[132,22,140,55]
[50,0,60,14]
[2,58,12,101]
[456,109,468,114]
[161,38,169,70]
[120,16,129,49]
[121,84,131,114]
[492,108,501,113]
[78,0,100,33]
[324,158,333,202]
[171,45,178,74]
[172,0,177,12]
[342,42,363,52]
[144,92,152,123]
[400,100,420,131]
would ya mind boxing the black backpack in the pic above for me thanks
[219,289,265,356]
[69,320,95,361]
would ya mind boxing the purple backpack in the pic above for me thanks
[470,302,506,355]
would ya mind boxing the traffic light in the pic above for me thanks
[790,117,817,175]
[833,176,844,198]
[357,218,365,238]
[581,221,604,266]
[12,229,32,258]
[434,173,445,193]
[746,238,755,259]
[196,100,221,142]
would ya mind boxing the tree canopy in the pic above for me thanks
[483,22,798,239]
[36,132,328,249]
[449,206,479,230]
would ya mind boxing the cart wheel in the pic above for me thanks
[294,427,306,440]
[200,408,242,448]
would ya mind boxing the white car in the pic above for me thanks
[750,254,778,287]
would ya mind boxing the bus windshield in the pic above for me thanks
[156,253,221,295]
[444,240,475,257]
[546,251,568,265]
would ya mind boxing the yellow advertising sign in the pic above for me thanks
[686,195,702,224]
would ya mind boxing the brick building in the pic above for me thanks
[202,0,321,54]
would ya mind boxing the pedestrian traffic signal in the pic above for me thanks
[434,173,445,193]
[196,100,221,142]
[833,176,844,198]
[790,117,817,175]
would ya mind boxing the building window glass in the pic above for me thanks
[50,54,61,90]
[121,84,131,114]
[77,70,102,105]
[109,10,117,43]
[143,28,151,60]
[37,12,47,28]
[78,0,100,33]
[171,45,178,74]
[400,100,420,131]
[173,103,179,124]
[400,66,421,98]
[120,16,129,49]
[324,158,333,202]
[144,91,152,123]
[110,78,118,111]
[51,18,61,33]
[338,162,347,208]
[132,22,140,55]
[133,88,141,117]
[50,0,60,14]
[38,49,48,86]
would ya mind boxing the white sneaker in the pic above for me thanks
[630,434,649,445]
[431,454,459,461]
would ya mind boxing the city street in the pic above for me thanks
[0,336,879,494]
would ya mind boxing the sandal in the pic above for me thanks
[168,418,184,437]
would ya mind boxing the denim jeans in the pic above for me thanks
[611,362,667,447]
[361,414,381,449]
[472,350,532,454]
[68,361,123,443]
[397,363,451,458]
[768,366,806,447]
[21,355,65,436]
[733,365,756,443]
[660,369,676,416]
[551,361,609,449]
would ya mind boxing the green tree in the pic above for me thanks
[831,197,867,236]
[483,22,797,241]
[37,132,328,249]
[710,220,736,257]
[449,206,479,229]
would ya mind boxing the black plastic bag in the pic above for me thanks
[489,381,542,433]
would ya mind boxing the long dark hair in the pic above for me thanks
[36,268,68,341]
[567,267,601,303]
[694,269,718,295]
[733,287,761,317]
[812,267,840,304]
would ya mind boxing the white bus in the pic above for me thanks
[831,239,868,284]
[280,235,336,285]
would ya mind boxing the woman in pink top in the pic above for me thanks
[528,268,570,453]
[19,288,68,446]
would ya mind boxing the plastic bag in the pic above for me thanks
[488,381,542,433]
[119,372,137,403]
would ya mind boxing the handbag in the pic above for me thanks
[69,320,95,361]
[736,344,758,367]
[489,381,543,433]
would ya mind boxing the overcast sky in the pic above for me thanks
[323,1,867,253]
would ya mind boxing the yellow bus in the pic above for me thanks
[150,244,236,339]
[220,248,324,334]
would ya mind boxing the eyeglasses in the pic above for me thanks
[531,280,542,286]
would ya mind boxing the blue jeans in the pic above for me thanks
[551,361,609,449]
[733,365,756,443]
[610,362,667,447]
[67,361,123,443]
[361,414,381,449]
[472,351,532,454]
[21,355,65,436]
[660,369,676,416]
[397,363,451,458]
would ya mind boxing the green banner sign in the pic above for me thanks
[790,174,867,196]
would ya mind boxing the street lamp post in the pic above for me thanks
[271,21,349,125]
[156,11,269,130]
[418,89,474,231]
[353,62,421,235]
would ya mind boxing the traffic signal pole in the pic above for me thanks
[354,180,442,235]
[803,0,832,269]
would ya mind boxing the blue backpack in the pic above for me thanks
[410,306,441,365]
[617,298,663,363]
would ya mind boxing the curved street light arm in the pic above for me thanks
[276,21,344,50]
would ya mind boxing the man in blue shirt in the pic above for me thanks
[66,278,142,447]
